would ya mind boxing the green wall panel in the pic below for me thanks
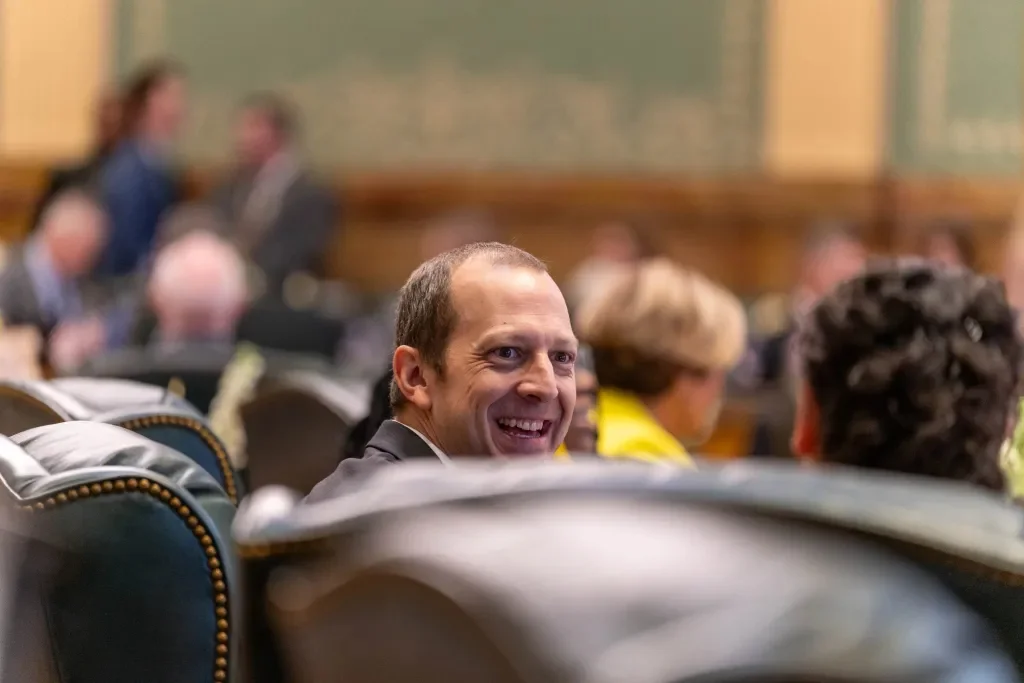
[113,0,764,172]
[888,0,1023,175]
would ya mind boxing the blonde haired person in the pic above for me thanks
[575,258,747,463]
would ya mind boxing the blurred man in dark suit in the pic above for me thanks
[747,222,866,458]
[307,242,577,501]
[211,93,336,297]
[0,190,108,337]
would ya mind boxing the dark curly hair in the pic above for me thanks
[798,260,1024,491]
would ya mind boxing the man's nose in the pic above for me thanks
[518,355,558,402]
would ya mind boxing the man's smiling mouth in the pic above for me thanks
[495,417,552,439]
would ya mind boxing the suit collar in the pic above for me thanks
[367,420,443,462]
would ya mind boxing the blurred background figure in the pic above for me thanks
[791,222,867,324]
[752,223,867,390]
[0,189,108,337]
[211,92,336,298]
[147,231,249,348]
[96,202,232,350]
[576,257,746,462]
[96,60,187,278]
[560,343,599,455]
[565,217,660,313]
[418,208,500,260]
[919,218,976,270]
[29,89,122,231]
[1004,205,1024,332]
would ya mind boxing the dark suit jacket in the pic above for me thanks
[0,254,47,333]
[211,169,337,296]
[305,420,442,503]
[0,250,104,337]
[97,141,180,277]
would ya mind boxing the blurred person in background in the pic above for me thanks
[744,222,866,458]
[559,343,599,454]
[565,217,660,313]
[1003,203,1024,327]
[794,261,1022,492]
[418,208,500,259]
[919,218,976,270]
[308,242,576,501]
[100,203,231,349]
[29,89,123,231]
[210,92,336,297]
[49,224,246,370]
[753,222,866,389]
[576,258,746,463]
[0,189,108,338]
[96,60,186,278]
[147,231,249,348]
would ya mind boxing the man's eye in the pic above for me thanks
[552,351,575,365]
[494,347,521,360]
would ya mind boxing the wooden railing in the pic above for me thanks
[0,162,1019,294]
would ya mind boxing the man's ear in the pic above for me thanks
[393,345,433,411]
[791,380,821,461]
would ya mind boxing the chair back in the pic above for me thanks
[234,461,1019,683]
[0,421,236,683]
[241,372,368,495]
[0,379,242,504]
[237,301,345,361]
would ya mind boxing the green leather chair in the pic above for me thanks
[235,461,1019,683]
[0,379,242,505]
[0,421,236,683]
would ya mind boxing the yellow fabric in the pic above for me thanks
[594,388,693,465]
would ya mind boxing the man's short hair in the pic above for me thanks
[241,91,297,139]
[798,260,1024,491]
[389,242,547,408]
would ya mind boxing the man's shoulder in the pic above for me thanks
[304,451,399,504]
[0,253,31,301]
[303,421,441,504]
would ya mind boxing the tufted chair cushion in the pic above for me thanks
[0,421,236,683]
[234,461,1019,683]
[0,379,242,504]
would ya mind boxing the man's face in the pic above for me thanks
[808,239,866,298]
[235,108,279,167]
[428,260,577,458]
[148,76,187,139]
[50,205,107,277]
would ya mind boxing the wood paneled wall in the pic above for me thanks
[1,162,1019,295]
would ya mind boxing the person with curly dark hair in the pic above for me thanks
[793,260,1024,492]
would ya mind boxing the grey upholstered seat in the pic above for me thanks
[234,460,1019,683]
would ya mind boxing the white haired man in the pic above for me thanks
[147,231,249,347]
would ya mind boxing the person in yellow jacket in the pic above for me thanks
[573,258,747,464]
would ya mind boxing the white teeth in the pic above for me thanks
[497,418,544,432]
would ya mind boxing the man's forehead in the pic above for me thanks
[450,259,570,326]
[451,258,548,297]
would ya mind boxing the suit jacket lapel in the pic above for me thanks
[366,420,441,462]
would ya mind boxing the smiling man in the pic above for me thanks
[307,242,577,501]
